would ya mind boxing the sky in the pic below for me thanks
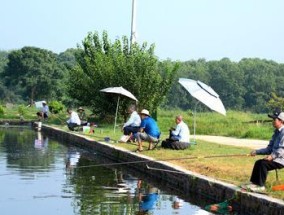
[1,0,284,63]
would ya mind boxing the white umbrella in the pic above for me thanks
[35,100,46,109]
[178,78,226,143]
[100,87,138,132]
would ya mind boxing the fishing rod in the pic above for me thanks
[145,164,188,174]
[0,153,252,177]
[49,113,66,125]
[74,153,251,169]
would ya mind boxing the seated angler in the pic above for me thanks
[243,111,284,192]
[136,109,160,152]
[66,108,81,131]
[169,115,190,143]
[121,104,141,141]
[77,107,88,126]
[161,115,190,150]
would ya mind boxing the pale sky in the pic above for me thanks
[1,0,283,63]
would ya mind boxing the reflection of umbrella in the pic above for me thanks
[178,78,226,143]
[100,87,138,132]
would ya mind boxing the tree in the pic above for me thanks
[208,58,245,110]
[267,92,284,111]
[2,47,64,104]
[69,31,178,119]
[164,59,210,110]
[240,58,278,112]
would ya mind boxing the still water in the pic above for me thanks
[0,127,211,215]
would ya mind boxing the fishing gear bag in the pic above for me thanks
[161,139,189,150]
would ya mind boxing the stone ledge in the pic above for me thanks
[39,123,284,215]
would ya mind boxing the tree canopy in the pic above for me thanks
[69,31,179,118]
[165,58,284,113]
[2,47,65,104]
[1,36,284,115]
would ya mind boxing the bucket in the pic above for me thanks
[83,126,90,133]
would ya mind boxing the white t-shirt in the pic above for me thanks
[67,111,81,125]
[123,111,141,127]
[171,121,190,142]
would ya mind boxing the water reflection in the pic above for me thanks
[34,132,48,151]
[137,180,159,214]
[0,127,211,215]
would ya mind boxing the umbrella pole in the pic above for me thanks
[192,101,199,144]
[114,96,120,133]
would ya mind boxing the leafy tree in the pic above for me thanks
[164,59,209,110]
[58,48,78,69]
[2,47,64,104]
[69,31,178,119]
[0,50,9,74]
[240,58,278,112]
[267,92,284,111]
[208,58,245,110]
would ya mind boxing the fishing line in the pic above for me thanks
[146,164,241,184]
[0,153,252,176]
[74,153,251,169]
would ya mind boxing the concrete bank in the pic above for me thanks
[40,124,284,215]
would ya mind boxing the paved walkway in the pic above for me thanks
[194,135,268,149]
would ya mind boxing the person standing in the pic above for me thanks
[244,111,284,192]
[136,109,160,152]
[169,115,190,143]
[66,108,81,131]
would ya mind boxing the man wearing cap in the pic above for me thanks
[36,101,49,121]
[77,107,87,126]
[136,109,160,152]
[244,111,284,192]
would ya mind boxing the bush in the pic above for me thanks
[17,105,27,118]
[49,101,65,114]
[0,105,4,116]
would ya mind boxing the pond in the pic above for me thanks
[0,127,212,215]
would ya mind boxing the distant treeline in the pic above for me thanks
[164,58,284,113]
[1,48,283,113]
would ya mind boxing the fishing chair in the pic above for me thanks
[150,139,160,150]
[149,133,161,150]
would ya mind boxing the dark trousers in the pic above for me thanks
[250,159,284,186]
[68,123,79,131]
[123,126,140,135]
[169,131,179,141]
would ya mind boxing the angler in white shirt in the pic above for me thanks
[66,108,81,131]
[122,104,141,135]
[169,115,190,143]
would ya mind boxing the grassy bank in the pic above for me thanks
[2,105,283,198]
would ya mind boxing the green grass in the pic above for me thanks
[0,105,273,139]
[2,105,283,198]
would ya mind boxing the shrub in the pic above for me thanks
[17,105,27,118]
[49,101,65,114]
[0,105,4,116]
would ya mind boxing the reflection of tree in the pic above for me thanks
[1,128,60,177]
[65,154,141,214]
